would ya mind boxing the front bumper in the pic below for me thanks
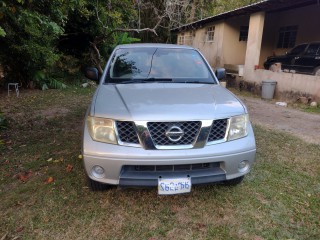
[83,125,256,187]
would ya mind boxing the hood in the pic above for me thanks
[93,83,245,121]
[267,55,287,61]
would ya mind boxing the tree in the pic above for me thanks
[0,0,261,88]
[0,0,70,87]
[0,26,5,37]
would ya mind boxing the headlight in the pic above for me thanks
[87,116,117,144]
[228,114,249,141]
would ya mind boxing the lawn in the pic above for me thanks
[0,88,319,240]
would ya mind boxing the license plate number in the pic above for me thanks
[158,177,191,195]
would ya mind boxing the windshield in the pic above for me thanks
[105,47,216,84]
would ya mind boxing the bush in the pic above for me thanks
[0,111,8,130]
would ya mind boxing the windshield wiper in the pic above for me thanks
[144,78,173,82]
[174,80,215,84]
[117,79,144,84]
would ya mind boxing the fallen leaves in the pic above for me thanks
[46,157,64,163]
[15,226,24,233]
[53,158,64,163]
[45,177,54,184]
[43,163,73,185]
[13,155,75,186]
[16,171,33,183]
[66,164,73,172]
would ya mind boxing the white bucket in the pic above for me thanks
[220,82,227,88]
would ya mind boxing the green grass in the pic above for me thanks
[301,105,320,114]
[0,88,319,239]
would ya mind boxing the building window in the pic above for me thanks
[206,26,215,42]
[178,32,194,46]
[178,33,184,45]
[239,26,248,41]
[277,26,298,48]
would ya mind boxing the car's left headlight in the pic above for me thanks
[87,116,117,144]
[228,114,249,141]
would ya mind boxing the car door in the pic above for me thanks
[293,43,320,74]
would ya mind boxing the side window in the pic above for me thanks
[305,44,320,56]
[288,44,307,55]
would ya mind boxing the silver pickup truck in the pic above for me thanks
[83,44,256,195]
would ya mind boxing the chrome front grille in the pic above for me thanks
[116,121,139,144]
[115,119,229,149]
[147,121,201,146]
[208,119,228,142]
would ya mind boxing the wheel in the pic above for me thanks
[87,177,111,191]
[223,176,244,186]
[314,67,320,76]
[268,63,275,70]
[269,63,281,72]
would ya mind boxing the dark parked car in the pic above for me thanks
[264,42,320,76]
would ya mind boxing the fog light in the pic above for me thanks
[238,160,249,172]
[92,165,105,178]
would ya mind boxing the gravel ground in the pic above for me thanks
[240,96,320,145]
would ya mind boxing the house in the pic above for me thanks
[171,0,320,99]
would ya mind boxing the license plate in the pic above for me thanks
[158,177,191,195]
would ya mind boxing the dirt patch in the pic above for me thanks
[240,96,320,145]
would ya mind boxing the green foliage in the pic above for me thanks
[189,0,261,20]
[112,32,140,47]
[0,0,73,85]
[33,70,67,90]
[0,26,5,37]
[47,78,67,89]
[0,111,8,130]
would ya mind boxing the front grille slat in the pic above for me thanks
[208,119,228,142]
[147,121,201,146]
[132,163,218,172]
[116,121,139,144]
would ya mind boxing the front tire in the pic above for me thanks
[223,176,244,186]
[87,177,111,191]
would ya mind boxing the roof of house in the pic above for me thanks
[171,0,318,32]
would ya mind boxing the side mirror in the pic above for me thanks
[85,67,99,81]
[215,68,226,80]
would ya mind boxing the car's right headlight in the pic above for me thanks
[87,116,117,144]
[227,114,249,141]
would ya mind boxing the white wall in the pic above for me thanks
[223,16,249,65]
[247,70,320,99]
